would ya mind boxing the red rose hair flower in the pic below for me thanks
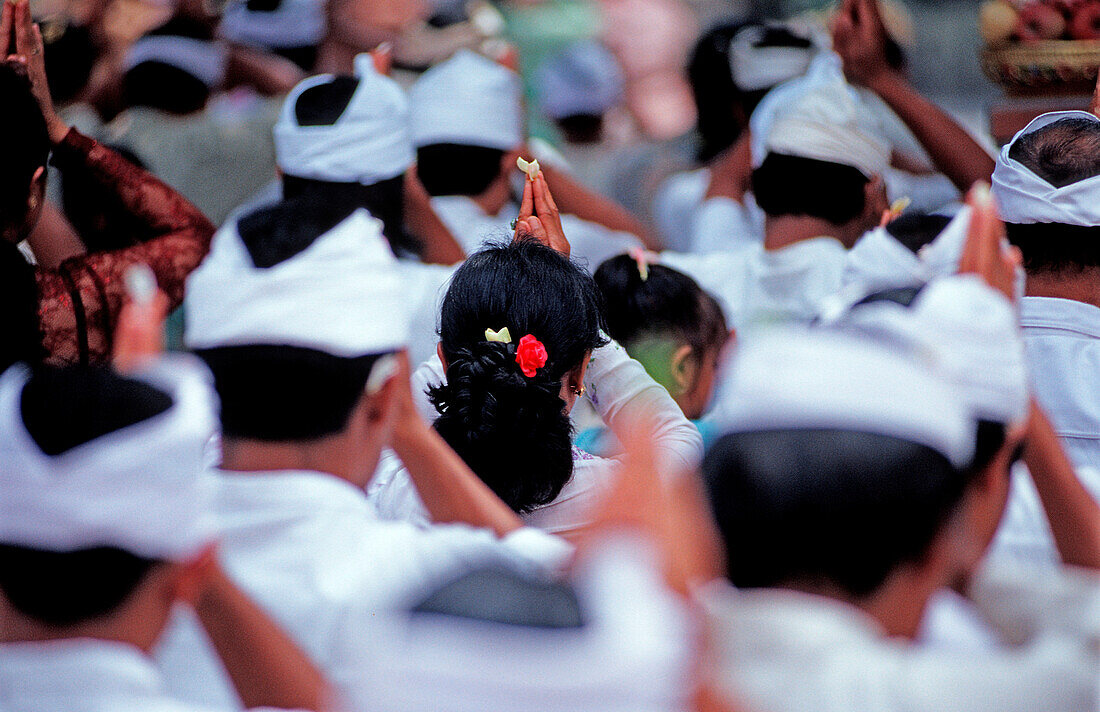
[515,334,548,378]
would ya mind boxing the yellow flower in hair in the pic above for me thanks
[485,327,512,344]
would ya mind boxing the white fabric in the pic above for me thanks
[688,195,765,255]
[409,49,523,150]
[709,327,975,467]
[728,23,817,92]
[1019,296,1100,469]
[0,357,217,561]
[752,52,889,178]
[360,535,691,712]
[699,564,1100,712]
[661,237,849,333]
[0,639,292,712]
[535,41,624,120]
[652,168,710,251]
[274,61,413,185]
[369,338,703,535]
[219,0,326,49]
[185,209,409,356]
[125,36,228,89]
[156,469,573,711]
[991,111,1100,227]
[828,275,1030,427]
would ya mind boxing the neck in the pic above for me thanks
[0,603,162,654]
[219,435,355,484]
[1025,269,1100,309]
[313,40,357,75]
[764,215,855,251]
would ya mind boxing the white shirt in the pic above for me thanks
[368,339,702,535]
[0,639,284,712]
[700,565,1100,712]
[1021,296,1100,470]
[661,236,848,334]
[156,469,571,710]
[359,535,693,712]
[429,195,642,272]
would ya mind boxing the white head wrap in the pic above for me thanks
[535,41,624,120]
[185,209,410,356]
[0,357,217,561]
[710,328,975,468]
[728,23,818,93]
[827,275,1029,428]
[125,35,228,89]
[991,110,1100,226]
[409,49,523,150]
[274,58,414,185]
[750,52,890,178]
[219,0,326,49]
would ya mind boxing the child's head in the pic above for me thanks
[594,254,731,419]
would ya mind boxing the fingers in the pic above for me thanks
[531,172,556,220]
[517,173,534,221]
[540,172,559,214]
[12,0,29,57]
[1,2,13,58]
[112,291,169,372]
[1092,66,1100,119]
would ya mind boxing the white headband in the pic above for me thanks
[728,23,817,93]
[274,59,414,185]
[992,110,1100,226]
[710,328,975,468]
[185,209,410,356]
[409,49,524,150]
[125,35,228,89]
[219,0,326,49]
[751,52,890,178]
[0,357,217,561]
[830,275,1029,427]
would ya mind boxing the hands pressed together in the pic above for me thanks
[513,169,571,257]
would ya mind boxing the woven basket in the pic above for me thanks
[982,40,1100,94]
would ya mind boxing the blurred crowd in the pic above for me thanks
[2,0,1100,711]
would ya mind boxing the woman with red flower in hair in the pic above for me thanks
[368,173,702,536]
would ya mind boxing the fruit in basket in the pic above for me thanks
[1016,2,1068,41]
[981,0,1020,45]
[1068,1,1100,39]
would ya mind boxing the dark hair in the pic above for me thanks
[122,61,210,115]
[1005,222,1100,274]
[752,153,869,226]
[555,113,604,144]
[416,144,505,197]
[0,242,44,372]
[0,545,159,626]
[0,64,50,228]
[703,429,970,598]
[885,213,951,255]
[20,364,174,455]
[281,175,419,258]
[197,345,384,441]
[42,21,97,106]
[61,145,149,253]
[429,239,607,513]
[1008,117,1100,189]
[594,254,728,360]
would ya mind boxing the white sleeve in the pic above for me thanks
[689,196,763,255]
[411,355,447,422]
[583,338,703,477]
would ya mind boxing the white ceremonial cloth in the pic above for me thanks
[992,111,1100,226]
[274,60,414,185]
[125,36,228,89]
[219,0,325,49]
[409,49,524,151]
[156,469,572,711]
[0,357,217,561]
[358,535,692,712]
[0,639,299,712]
[699,564,1100,712]
[368,338,702,535]
[728,22,818,92]
[185,209,410,357]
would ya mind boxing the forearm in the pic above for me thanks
[195,566,332,712]
[539,163,660,250]
[1023,401,1100,570]
[866,71,994,191]
[25,201,84,268]
[391,416,524,536]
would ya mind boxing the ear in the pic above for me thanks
[436,342,448,371]
[168,543,219,606]
[669,344,697,396]
[363,370,399,427]
[863,174,889,226]
[570,352,592,391]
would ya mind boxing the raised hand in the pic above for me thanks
[831,0,894,88]
[957,183,1022,302]
[513,171,571,257]
[3,0,68,144]
[112,265,170,372]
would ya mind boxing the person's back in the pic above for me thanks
[992,112,1100,470]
